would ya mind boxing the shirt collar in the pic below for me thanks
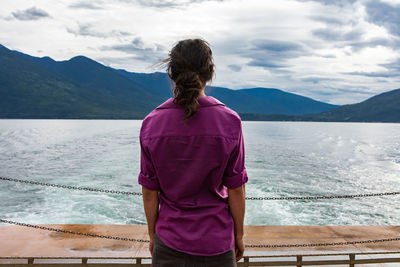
[155,96,226,109]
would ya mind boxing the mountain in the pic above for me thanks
[0,44,102,119]
[301,88,400,122]
[205,86,338,115]
[18,50,165,117]
[0,43,339,119]
[115,70,173,99]
[0,44,164,119]
[238,89,400,123]
[4,43,399,122]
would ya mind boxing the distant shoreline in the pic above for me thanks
[0,117,398,123]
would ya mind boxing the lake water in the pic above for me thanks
[0,119,399,226]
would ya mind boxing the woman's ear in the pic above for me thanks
[209,63,214,73]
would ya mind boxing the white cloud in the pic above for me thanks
[0,0,399,104]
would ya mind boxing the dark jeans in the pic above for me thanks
[151,233,237,267]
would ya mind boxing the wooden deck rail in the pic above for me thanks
[1,225,400,266]
[2,251,400,266]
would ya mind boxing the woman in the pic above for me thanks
[138,38,248,267]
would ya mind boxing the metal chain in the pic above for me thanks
[0,176,142,196]
[245,237,400,248]
[245,191,400,200]
[1,218,400,248]
[0,219,149,243]
[2,176,400,200]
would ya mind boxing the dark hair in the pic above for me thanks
[158,38,215,124]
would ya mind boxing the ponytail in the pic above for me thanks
[173,71,204,123]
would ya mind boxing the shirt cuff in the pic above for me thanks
[138,172,160,191]
[223,168,248,189]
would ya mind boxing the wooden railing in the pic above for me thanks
[1,251,400,266]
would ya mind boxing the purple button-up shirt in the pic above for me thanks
[138,95,248,256]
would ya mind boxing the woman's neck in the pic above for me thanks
[198,86,206,98]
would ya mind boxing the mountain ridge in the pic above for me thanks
[239,88,400,123]
[1,43,398,122]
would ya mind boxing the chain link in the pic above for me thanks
[2,176,400,200]
[1,218,400,248]
[0,219,149,243]
[245,191,400,200]
[245,237,400,248]
[0,176,142,196]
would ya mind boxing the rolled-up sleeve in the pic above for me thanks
[138,135,160,191]
[223,121,249,189]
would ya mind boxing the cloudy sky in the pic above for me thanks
[1,0,399,104]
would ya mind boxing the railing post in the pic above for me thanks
[28,258,34,265]
[137,257,142,266]
[349,253,355,267]
[296,255,302,267]
[82,257,88,264]
[244,256,249,267]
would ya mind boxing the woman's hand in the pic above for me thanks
[234,236,244,261]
